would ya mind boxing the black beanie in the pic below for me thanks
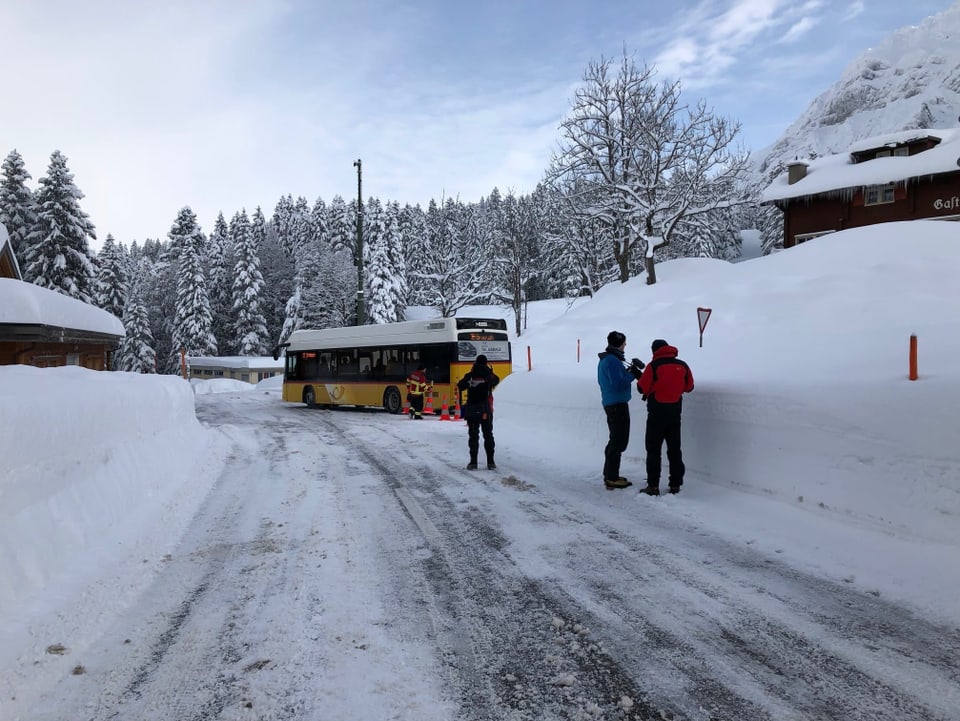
[607,331,626,348]
[651,339,668,352]
[475,354,488,365]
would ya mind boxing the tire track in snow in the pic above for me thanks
[348,409,959,721]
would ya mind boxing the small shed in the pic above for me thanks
[0,225,124,369]
[187,355,285,384]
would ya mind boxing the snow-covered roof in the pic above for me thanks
[187,356,285,369]
[0,277,125,336]
[846,130,945,154]
[762,128,960,203]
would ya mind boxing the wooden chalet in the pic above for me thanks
[762,129,960,248]
[0,225,124,369]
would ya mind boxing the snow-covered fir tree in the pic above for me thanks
[257,214,295,345]
[383,201,407,320]
[310,197,328,245]
[271,194,297,255]
[118,293,157,373]
[0,150,37,272]
[363,198,393,324]
[399,203,428,306]
[327,195,355,255]
[250,206,268,248]
[229,210,268,355]
[291,196,314,250]
[206,212,234,352]
[140,241,179,374]
[95,234,129,319]
[23,151,98,301]
[302,248,358,329]
[169,207,217,359]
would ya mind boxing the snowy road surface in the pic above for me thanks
[25,391,960,721]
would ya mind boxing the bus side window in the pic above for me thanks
[385,348,404,379]
[302,354,319,379]
[421,344,452,383]
[370,350,385,378]
[338,352,358,379]
[317,353,333,380]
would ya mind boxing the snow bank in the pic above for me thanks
[499,221,960,546]
[0,367,226,616]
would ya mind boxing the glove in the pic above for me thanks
[627,358,645,380]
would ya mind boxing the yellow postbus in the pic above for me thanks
[274,317,512,413]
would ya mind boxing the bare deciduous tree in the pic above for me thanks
[550,51,750,284]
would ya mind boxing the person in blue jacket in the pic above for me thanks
[597,330,644,489]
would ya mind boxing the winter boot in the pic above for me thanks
[466,459,478,470]
[487,455,496,470]
[639,484,661,496]
[604,476,632,490]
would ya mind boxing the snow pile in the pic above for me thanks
[0,367,228,660]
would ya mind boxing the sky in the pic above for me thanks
[1,219,959,718]
[1,0,955,251]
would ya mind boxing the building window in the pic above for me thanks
[793,230,835,245]
[864,184,895,205]
[893,147,909,157]
[875,150,891,158]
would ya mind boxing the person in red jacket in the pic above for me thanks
[406,364,431,419]
[637,339,694,495]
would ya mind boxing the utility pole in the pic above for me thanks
[353,158,365,325]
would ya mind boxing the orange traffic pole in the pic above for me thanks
[527,345,532,371]
[909,334,918,381]
[577,338,580,363]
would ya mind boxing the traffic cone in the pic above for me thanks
[451,398,460,421]
[440,395,451,421]
[423,391,435,415]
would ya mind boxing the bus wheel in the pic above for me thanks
[383,386,402,414]
[303,387,317,408]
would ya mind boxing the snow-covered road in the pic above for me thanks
[26,391,960,721]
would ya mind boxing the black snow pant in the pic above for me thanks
[409,393,424,417]
[467,415,495,464]
[645,403,684,488]
[602,402,630,481]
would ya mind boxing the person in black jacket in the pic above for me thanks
[456,354,500,470]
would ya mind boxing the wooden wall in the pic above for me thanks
[783,173,960,248]
[0,341,113,370]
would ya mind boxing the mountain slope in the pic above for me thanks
[753,2,960,178]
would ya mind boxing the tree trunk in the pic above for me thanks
[645,255,657,285]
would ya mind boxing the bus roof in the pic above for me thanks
[285,317,507,352]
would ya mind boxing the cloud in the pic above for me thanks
[780,16,821,43]
[843,1,867,20]
[651,0,792,88]
[0,0,574,247]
